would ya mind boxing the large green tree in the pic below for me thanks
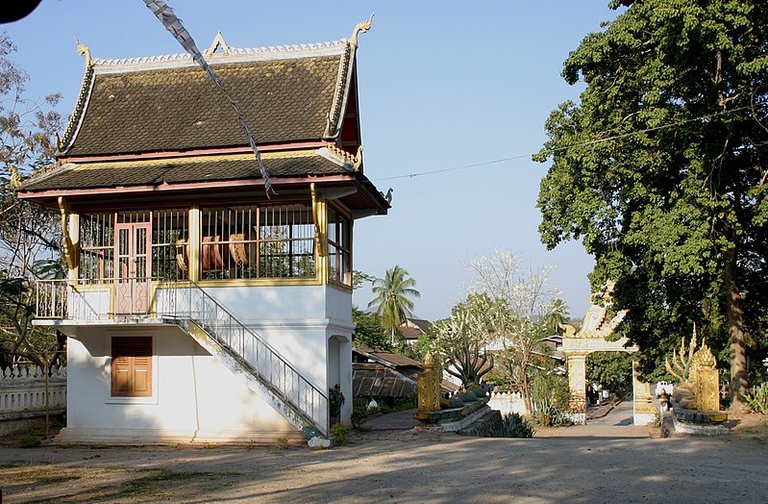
[536,0,768,409]
[367,265,420,345]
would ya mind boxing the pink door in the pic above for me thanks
[114,222,152,314]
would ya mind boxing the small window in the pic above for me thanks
[111,336,152,397]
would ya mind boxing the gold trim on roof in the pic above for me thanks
[67,150,317,171]
[324,144,362,171]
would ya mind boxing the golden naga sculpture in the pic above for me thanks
[560,280,627,339]
[9,166,22,189]
[665,328,721,413]
[58,197,77,271]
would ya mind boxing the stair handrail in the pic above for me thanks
[157,281,328,434]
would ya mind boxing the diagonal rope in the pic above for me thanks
[143,0,276,197]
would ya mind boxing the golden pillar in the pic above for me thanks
[418,352,441,413]
[566,352,587,424]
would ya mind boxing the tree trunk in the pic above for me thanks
[724,247,748,411]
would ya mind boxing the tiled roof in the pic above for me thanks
[60,42,350,156]
[352,363,417,399]
[22,151,349,192]
[353,345,423,369]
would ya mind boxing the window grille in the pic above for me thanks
[328,206,351,285]
[200,203,315,280]
[79,209,189,283]
[80,213,114,283]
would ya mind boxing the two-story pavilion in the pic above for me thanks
[18,23,388,444]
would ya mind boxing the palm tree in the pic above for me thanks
[544,298,569,335]
[367,266,420,345]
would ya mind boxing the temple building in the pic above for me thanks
[18,22,388,443]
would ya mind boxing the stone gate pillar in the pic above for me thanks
[632,360,655,425]
[566,352,587,425]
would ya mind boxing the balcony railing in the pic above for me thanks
[34,278,328,435]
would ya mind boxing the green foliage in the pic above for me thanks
[330,423,352,444]
[329,384,345,420]
[351,307,392,351]
[745,383,768,414]
[531,372,572,427]
[367,266,420,344]
[502,413,535,438]
[544,298,569,335]
[351,397,370,428]
[536,0,768,402]
[378,395,417,414]
[19,434,41,448]
[430,293,498,386]
[352,270,375,290]
[586,352,634,396]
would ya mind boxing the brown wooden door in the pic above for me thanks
[114,222,152,314]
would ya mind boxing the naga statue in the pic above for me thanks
[560,280,627,339]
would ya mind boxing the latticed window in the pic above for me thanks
[79,209,189,283]
[328,206,351,285]
[151,209,189,281]
[200,203,315,280]
[80,213,114,283]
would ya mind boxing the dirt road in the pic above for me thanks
[2,426,766,503]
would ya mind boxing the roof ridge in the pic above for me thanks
[91,39,348,70]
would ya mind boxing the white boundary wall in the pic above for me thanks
[0,365,66,419]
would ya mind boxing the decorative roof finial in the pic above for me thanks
[205,31,231,58]
[350,12,374,48]
[74,36,92,68]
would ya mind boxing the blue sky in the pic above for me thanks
[6,1,619,321]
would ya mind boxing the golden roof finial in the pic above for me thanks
[350,13,374,48]
[74,36,92,68]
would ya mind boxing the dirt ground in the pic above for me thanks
[1,414,766,503]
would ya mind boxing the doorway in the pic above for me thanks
[114,221,152,314]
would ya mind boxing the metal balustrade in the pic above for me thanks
[34,278,328,436]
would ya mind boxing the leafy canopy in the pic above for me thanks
[536,1,768,402]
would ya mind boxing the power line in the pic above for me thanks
[372,105,755,183]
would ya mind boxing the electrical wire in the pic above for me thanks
[373,105,756,183]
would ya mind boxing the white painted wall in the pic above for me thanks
[60,283,355,442]
[61,327,299,444]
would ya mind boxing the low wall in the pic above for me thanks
[488,391,527,417]
[0,365,67,424]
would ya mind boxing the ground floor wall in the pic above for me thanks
[61,326,302,444]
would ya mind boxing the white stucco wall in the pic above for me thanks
[60,284,355,442]
[62,327,299,444]
[202,285,353,392]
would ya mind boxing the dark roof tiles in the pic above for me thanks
[22,152,346,191]
[63,54,343,156]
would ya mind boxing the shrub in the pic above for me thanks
[20,434,42,448]
[331,423,352,444]
[531,373,572,427]
[379,395,417,414]
[503,413,534,438]
[351,397,370,429]
[746,383,768,414]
